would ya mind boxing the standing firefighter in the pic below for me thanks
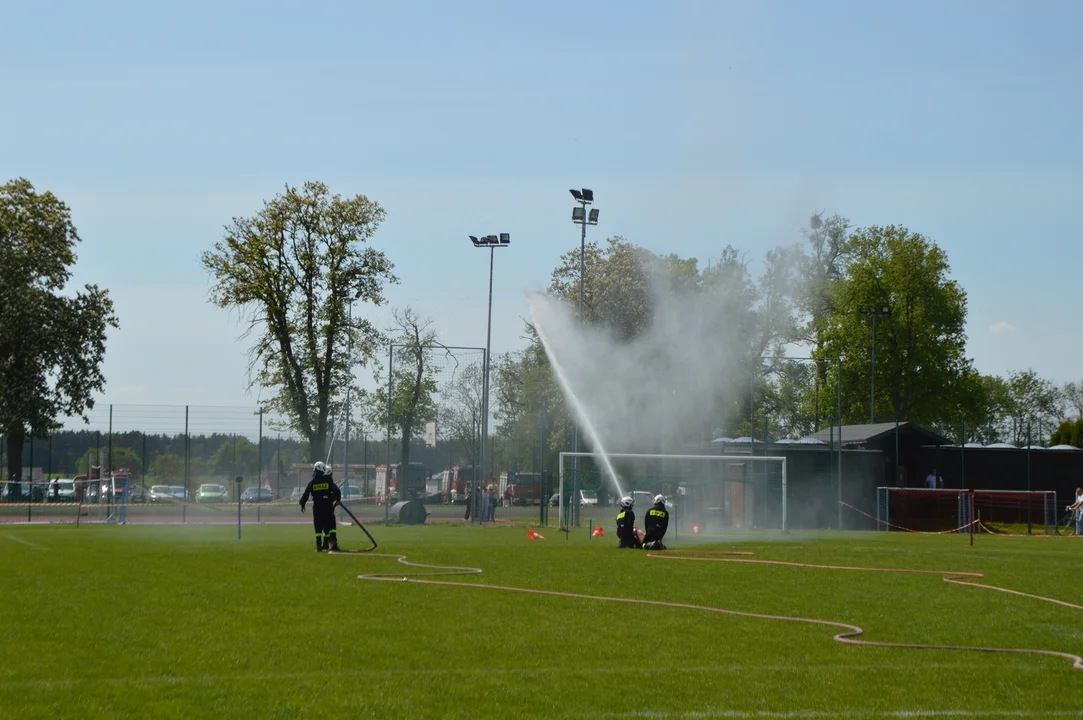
[300,461,342,552]
[616,496,642,549]
[642,495,669,550]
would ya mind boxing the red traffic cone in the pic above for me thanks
[534,531,545,540]
[527,528,537,539]
[635,527,645,538]
[591,526,605,537]
[692,523,702,534]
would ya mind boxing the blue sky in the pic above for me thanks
[3,0,1081,415]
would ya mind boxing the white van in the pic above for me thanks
[48,479,77,501]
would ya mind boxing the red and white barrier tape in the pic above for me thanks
[839,501,978,534]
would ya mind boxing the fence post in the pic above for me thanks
[183,406,189,524]
[27,436,34,523]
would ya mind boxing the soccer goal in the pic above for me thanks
[557,452,788,535]
[876,487,1057,535]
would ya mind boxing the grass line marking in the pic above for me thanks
[2,533,47,549]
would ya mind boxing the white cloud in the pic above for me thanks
[989,321,1016,335]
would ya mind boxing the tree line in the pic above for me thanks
[4,179,1081,494]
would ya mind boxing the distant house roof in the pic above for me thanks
[803,422,952,447]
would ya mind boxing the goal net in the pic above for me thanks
[876,488,1057,534]
[557,452,788,536]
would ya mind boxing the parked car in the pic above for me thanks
[342,484,363,499]
[196,484,228,503]
[128,485,147,503]
[550,490,597,507]
[240,487,273,504]
[288,487,305,502]
[148,485,176,503]
[168,486,190,501]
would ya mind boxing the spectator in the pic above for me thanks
[1067,488,1083,537]
[925,469,943,489]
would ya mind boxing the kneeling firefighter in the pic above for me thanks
[616,496,642,549]
[300,461,342,552]
[642,494,669,550]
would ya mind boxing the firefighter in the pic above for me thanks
[642,494,669,550]
[616,496,642,549]
[300,461,342,552]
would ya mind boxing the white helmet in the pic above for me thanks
[313,461,329,475]
[620,496,634,508]
[654,494,666,505]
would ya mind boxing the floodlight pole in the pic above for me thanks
[385,344,395,527]
[470,235,510,525]
[859,306,890,423]
[570,189,598,527]
[481,246,494,525]
[342,294,354,519]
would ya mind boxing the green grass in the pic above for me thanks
[2,523,1082,719]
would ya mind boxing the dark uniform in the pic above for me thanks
[642,500,669,550]
[616,505,642,549]
[301,468,342,552]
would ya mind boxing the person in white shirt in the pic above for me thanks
[925,469,942,489]
[1067,488,1083,537]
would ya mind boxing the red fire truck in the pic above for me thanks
[375,463,427,502]
[442,465,481,504]
[506,470,546,506]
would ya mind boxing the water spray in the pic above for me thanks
[528,294,625,499]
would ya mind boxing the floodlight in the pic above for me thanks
[859,307,869,315]
[470,235,480,246]
[572,207,585,222]
[880,306,891,315]
[569,189,583,200]
[581,189,594,202]
[588,208,599,224]
[499,233,510,244]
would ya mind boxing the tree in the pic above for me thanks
[75,446,141,477]
[1061,381,1083,420]
[0,179,118,492]
[210,436,259,481]
[1003,369,1063,444]
[438,361,485,468]
[1050,418,1083,448]
[368,307,439,469]
[148,453,185,484]
[817,225,974,425]
[201,181,396,461]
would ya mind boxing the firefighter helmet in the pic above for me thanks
[313,461,328,475]
[620,496,634,508]
[654,494,666,505]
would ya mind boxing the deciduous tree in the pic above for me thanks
[368,307,439,470]
[817,225,974,425]
[201,181,396,461]
[0,179,118,492]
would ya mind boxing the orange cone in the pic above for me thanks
[534,532,545,540]
[591,526,605,537]
[527,528,537,539]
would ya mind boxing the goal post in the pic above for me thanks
[558,452,788,534]
[876,487,1057,534]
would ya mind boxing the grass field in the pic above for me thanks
[2,521,1082,719]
